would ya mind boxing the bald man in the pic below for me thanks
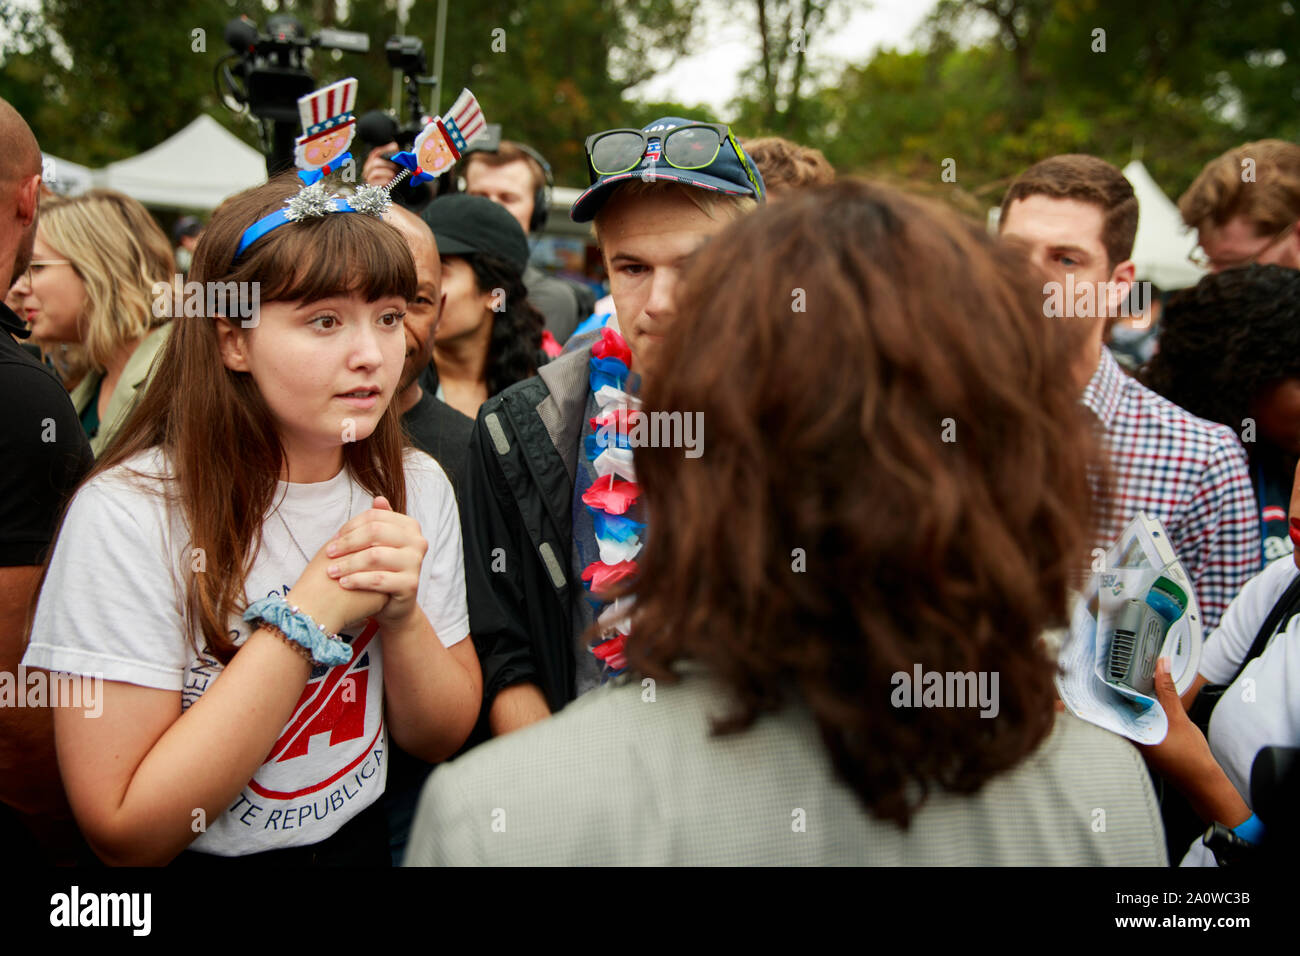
[383,203,474,496]
[0,96,94,862]
[380,203,477,863]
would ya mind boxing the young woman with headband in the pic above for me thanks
[22,172,481,865]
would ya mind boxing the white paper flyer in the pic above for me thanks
[1054,512,1203,744]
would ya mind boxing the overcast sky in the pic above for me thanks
[630,0,938,113]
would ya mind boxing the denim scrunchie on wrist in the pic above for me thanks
[244,596,353,667]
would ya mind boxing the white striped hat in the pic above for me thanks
[439,88,487,155]
[297,78,358,142]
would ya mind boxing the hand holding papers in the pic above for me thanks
[1054,512,1203,744]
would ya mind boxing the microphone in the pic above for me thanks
[224,15,259,54]
[357,110,400,150]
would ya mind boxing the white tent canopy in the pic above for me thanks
[1122,160,1206,291]
[96,115,268,211]
[40,153,96,196]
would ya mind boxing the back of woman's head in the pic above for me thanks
[462,250,543,395]
[629,178,1098,826]
[1142,264,1300,435]
[88,171,418,663]
[37,189,174,369]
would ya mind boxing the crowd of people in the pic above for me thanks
[2,84,1298,867]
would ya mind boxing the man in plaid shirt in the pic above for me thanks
[1000,155,1259,628]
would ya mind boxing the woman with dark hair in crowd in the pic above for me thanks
[418,194,545,421]
[405,179,1167,865]
[1139,452,1300,866]
[1137,264,1300,864]
[1142,264,1300,564]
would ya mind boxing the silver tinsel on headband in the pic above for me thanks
[346,183,394,218]
[283,181,341,221]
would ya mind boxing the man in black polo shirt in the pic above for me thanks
[380,202,477,864]
[0,96,94,861]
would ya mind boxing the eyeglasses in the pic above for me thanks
[1187,219,1297,271]
[25,258,72,281]
[584,123,763,197]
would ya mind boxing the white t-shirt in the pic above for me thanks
[23,446,469,857]
[1181,553,1300,866]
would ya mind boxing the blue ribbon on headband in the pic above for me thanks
[235,195,353,258]
[297,151,355,187]
[390,151,434,186]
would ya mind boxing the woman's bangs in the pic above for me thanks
[242,213,416,304]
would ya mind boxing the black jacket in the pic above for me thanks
[461,334,598,725]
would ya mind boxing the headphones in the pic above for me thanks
[461,129,553,234]
[512,142,553,234]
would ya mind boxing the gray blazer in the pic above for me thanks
[405,673,1168,866]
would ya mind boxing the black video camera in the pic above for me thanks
[217,14,370,177]
[354,35,448,213]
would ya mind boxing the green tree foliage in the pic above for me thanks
[0,0,272,166]
[0,0,699,186]
[728,0,863,145]
[816,0,1300,208]
[403,0,698,184]
[5,0,1297,205]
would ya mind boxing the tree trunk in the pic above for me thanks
[756,0,778,127]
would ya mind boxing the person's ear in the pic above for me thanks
[15,174,39,227]
[1286,221,1300,270]
[1107,259,1136,312]
[214,316,251,372]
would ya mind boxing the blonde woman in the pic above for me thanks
[14,190,173,455]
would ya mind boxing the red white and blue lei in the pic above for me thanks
[580,326,645,677]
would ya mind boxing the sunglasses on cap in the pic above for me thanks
[584,123,763,195]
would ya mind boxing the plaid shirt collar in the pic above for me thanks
[1080,347,1124,428]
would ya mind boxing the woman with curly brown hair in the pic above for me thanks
[405,179,1167,866]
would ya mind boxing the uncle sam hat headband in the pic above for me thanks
[235,79,488,258]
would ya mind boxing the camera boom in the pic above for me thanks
[216,14,370,176]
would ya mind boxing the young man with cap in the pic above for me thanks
[456,117,764,740]
[418,193,546,423]
[463,141,595,344]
